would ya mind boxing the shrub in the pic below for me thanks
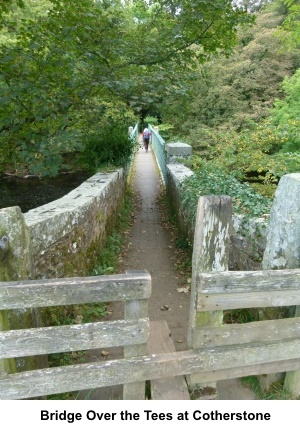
[180,160,272,226]
[79,122,136,172]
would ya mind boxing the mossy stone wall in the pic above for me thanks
[24,169,126,278]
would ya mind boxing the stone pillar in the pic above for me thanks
[263,173,300,270]
[165,142,192,164]
[261,173,300,393]
[0,207,45,374]
[0,207,34,281]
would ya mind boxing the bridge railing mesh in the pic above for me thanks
[131,123,139,142]
[148,125,167,183]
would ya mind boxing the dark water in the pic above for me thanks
[0,171,90,213]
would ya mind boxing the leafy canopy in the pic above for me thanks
[0,0,252,175]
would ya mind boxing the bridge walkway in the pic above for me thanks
[78,140,256,400]
[124,141,191,351]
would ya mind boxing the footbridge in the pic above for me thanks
[1,125,300,400]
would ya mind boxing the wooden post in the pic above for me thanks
[123,270,150,399]
[187,196,232,399]
[262,173,300,394]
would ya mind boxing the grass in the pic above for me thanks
[242,375,300,400]
[92,186,134,275]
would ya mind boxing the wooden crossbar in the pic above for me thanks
[2,338,300,399]
[0,319,149,359]
[0,272,151,310]
[197,269,300,310]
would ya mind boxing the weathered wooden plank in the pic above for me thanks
[188,359,300,385]
[2,339,300,399]
[0,318,149,359]
[123,272,149,400]
[188,195,232,393]
[197,269,300,311]
[0,271,151,310]
[147,320,190,400]
[197,269,300,293]
[193,317,300,348]
[197,289,300,311]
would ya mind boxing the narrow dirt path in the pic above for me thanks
[123,145,191,350]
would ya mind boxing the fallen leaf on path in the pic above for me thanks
[101,350,110,357]
[177,287,189,293]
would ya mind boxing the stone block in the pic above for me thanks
[165,142,192,157]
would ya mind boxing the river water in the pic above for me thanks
[0,171,90,213]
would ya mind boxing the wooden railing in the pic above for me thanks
[1,268,300,400]
[190,268,300,383]
[186,195,300,395]
[1,196,300,400]
[0,270,151,400]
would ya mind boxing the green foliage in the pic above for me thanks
[161,6,299,138]
[184,119,300,197]
[0,0,25,20]
[242,375,300,400]
[157,3,300,206]
[278,0,300,48]
[271,68,300,132]
[235,0,274,12]
[224,308,258,324]
[180,161,272,227]
[0,0,253,176]
[156,123,174,141]
[81,304,107,322]
[92,188,134,276]
[92,232,123,275]
[79,123,136,172]
[144,116,158,126]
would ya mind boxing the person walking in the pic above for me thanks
[142,128,151,152]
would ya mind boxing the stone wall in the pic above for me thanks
[22,169,126,279]
[166,163,269,270]
[0,169,127,374]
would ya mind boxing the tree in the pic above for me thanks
[0,0,252,175]
[234,0,273,12]
[161,4,299,138]
[279,0,300,46]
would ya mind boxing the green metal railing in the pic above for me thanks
[130,123,139,142]
[129,123,167,183]
[148,125,167,183]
